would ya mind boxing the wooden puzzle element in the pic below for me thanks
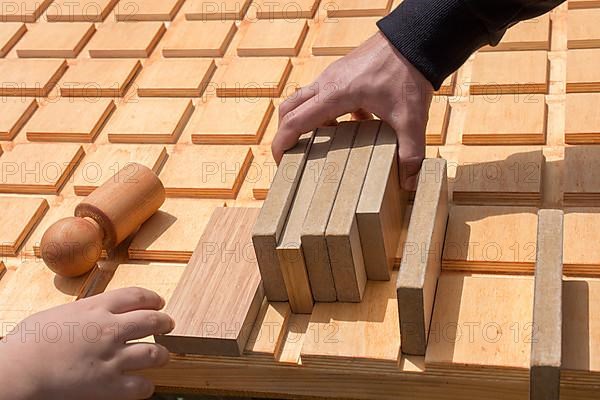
[59,59,142,97]
[568,9,600,49]
[16,22,95,58]
[327,0,393,17]
[326,120,379,302]
[73,145,168,195]
[159,144,254,198]
[28,197,80,257]
[481,15,551,51]
[569,0,600,8]
[185,0,252,20]
[156,207,264,356]
[564,146,600,205]
[250,147,276,200]
[0,0,53,22]
[237,20,309,57]
[426,96,450,145]
[530,210,563,400]
[566,49,600,92]
[253,132,313,301]
[396,158,448,356]
[287,56,340,89]
[563,208,600,276]
[254,0,319,19]
[136,59,216,97]
[470,51,549,95]
[188,97,274,144]
[46,0,118,22]
[162,21,237,57]
[245,301,291,357]
[88,21,166,58]
[0,197,48,256]
[312,17,379,56]
[565,93,600,143]
[26,98,115,142]
[462,94,547,145]
[106,98,194,144]
[0,22,26,56]
[0,59,67,97]
[0,98,37,140]
[215,57,293,97]
[0,143,84,194]
[442,206,538,274]
[115,0,185,21]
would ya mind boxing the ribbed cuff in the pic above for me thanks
[377,0,493,89]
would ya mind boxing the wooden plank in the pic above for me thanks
[357,122,406,281]
[185,0,252,20]
[46,0,118,21]
[215,57,292,97]
[312,17,379,56]
[129,199,225,262]
[397,158,448,356]
[156,207,264,356]
[530,210,563,400]
[564,146,600,205]
[563,208,600,275]
[326,120,379,302]
[426,96,450,145]
[115,0,185,21]
[16,22,95,58]
[0,197,48,256]
[245,301,291,357]
[253,132,313,301]
[106,98,194,144]
[159,145,253,198]
[277,127,335,313]
[566,49,600,93]
[26,97,115,142]
[0,22,26,56]
[0,0,53,22]
[568,9,600,49]
[188,97,274,144]
[565,93,600,143]
[136,59,216,97]
[0,59,67,97]
[254,0,319,19]
[237,20,308,57]
[327,0,392,17]
[88,21,166,58]
[481,15,551,52]
[0,98,37,140]
[59,59,141,97]
[162,21,237,57]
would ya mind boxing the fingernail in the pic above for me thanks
[159,297,166,308]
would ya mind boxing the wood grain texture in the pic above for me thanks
[156,207,264,356]
[16,22,95,58]
[250,147,277,200]
[0,59,67,97]
[237,20,308,57]
[254,0,319,19]
[563,208,600,275]
[245,301,291,357]
[0,22,26,56]
[327,0,393,17]
[88,21,166,58]
[0,0,53,22]
[481,15,551,51]
[0,98,37,140]
[0,197,48,256]
[312,17,379,56]
[46,0,118,21]
[59,59,141,97]
[115,0,185,21]
[162,21,237,57]
[184,0,252,20]
[136,59,216,97]
[568,9,600,48]
[215,57,292,97]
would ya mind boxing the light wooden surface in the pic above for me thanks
[46,0,118,21]
[312,17,379,56]
[136,58,216,97]
[15,22,95,58]
[481,15,551,51]
[567,9,600,48]
[0,97,37,140]
[184,0,252,20]
[58,58,142,97]
[215,57,292,97]
[115,0,185,21]
[0,196,48,256]
[161,21,237,57]
[0,59,67,96]
[566,49,600,92]
[565,93,600,143]
[426,96,450,145]
[563,208,600,274]
[0,0,53,22]
[327,0,393,17]
[0,22,26,56]
[87,21,166,58]
[254,0,319,19]
[237,19,308,57]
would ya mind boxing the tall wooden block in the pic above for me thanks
[396,158,448,356]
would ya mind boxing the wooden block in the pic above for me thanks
[566,49,600,92]
[564,146,600,205]
[0,22,26,56]
[568,9,600,49]
[0,0,52,22]
[0,98,37,140]
[301,270,401,366]
[565,93,600,143]
[312,17,379,56]
[46,0,118,22]
[59,59,141,97]
[73,144,168,196]
[215,57,292,97]
[0,143,84,194]
[443,205,538,274]
[162,21,237,57]
[237,20,308,57]
[26,97,115,142]
[302,122,357,302]
[156,207,264,356]
[88,21,166,58]
[129,199,225,262]
[0,59,67,97]
[253,132,313,301]
[326,120,379,302]
[462,94,547,145]
[397,158,448,356]
[277,313,310,364]
[327,0,392,17]
[188,97,274,144]
[106,98,194,144]
[357,122,406,281]
[254,0,319,19]
[116,0,185,21]
[530,210,563,400]
[563,208,600,275]
[277,128,335,313]
[185,0,252,20]
[136,59,216,97]
[16,22,95,58]
[426,96,450,145]
[470,51,549,95]
[287,56,340,89]
[0,197,48,256]
[425,273,534,371]
[451,146,544,206]
[245,301,291,357]
[250,147,276,200]
[569,0,600,8]
[481,15,551,51]
[159,145,253,198]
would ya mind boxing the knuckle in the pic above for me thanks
[129,287,149,306]
[147,346,161,362]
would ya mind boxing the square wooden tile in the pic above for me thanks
[106,98,194,144]
[0,59,67,97]
[312,17,379,56]
[88,21,166,58]
[185,0,252,20]
[568,9,600,49]
[159,145,253,198]
[327,0,393,17]
[16,22,95,58]
[426,96,450,145]
[162,21,237,57]
[481,15,551,51]
[59,59,142,97]
[563,209,600,271]
[567,49,600,92]
[0,98,37,140]
[187,97,274,144]
[26,98,115,142]
[287,56,340,88]
[0,0,53,22]
[25,196,79,257]
[0,22,26,56]
[116,0,185,21]
[566,93,600,143]
[237,20,308,57]
[0,196,48,256]
[74,144,167,195]
[254,0,319,19]
[564,146,600,205]
[46,0,118,22]
[0,143,84,194]
[136,59,216,97]
[215,57,292,97]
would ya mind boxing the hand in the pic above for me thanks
[0,287,175,400]
[273,31,434,190]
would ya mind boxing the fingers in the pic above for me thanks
[116,310,175,342]
[391,119,426,191]
[351,109,374,121]
[95,287,165,315]
[117,375,155,400]
[278,85,318,124]
[117,343,170,371]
